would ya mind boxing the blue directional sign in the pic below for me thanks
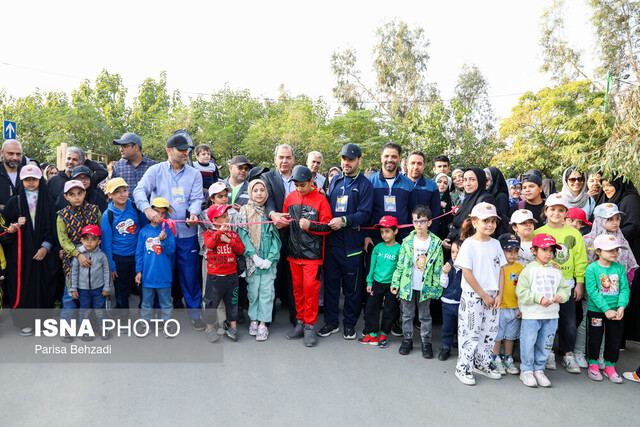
[3,120,16,140]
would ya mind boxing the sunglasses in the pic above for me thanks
[568,177,585,183]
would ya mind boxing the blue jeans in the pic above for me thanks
[78,287,106,328]
[141,287,172,322]
[441,302,459,349]
[520,318,558,371]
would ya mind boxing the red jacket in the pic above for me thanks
[283,187,332,264]
[203,229,245,276]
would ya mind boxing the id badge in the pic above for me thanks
[336,195,348,212]
[384,195,397,212]
[172,187,185,204]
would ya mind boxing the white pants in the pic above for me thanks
[456,291,499,374]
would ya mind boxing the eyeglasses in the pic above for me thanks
[568,177,585,183]
[512,185,522,190]
[413,219,429,225]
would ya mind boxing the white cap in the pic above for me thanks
[593,203,625,219]
[544,193,570,209]
[470,202,500,220]
[594,234,628,251]
[208,181,232,196]
[510,209,538,224]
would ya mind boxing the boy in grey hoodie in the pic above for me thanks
[70,225,112,341]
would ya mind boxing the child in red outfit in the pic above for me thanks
[202,204,245,342]
[283,166,333,347]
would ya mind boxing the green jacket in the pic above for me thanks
[391,230,444,302]
[238,222,281,276]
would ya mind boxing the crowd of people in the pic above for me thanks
[1,134,640,387]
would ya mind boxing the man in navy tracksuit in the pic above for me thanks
[317,144,373,340]
[405,150,441,233]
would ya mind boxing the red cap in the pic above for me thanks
[207,204,232,221]
[374,216,399,229]
[567,207,592,226]
[532,233,562,250]
[81,225,102,237]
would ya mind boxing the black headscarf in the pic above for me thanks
[486,167,509,216]
[596,175,639,206]
[451,167,498,229]
[542,178,557,199]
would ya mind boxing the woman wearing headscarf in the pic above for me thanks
[450,168,465,208]
[506,178,522,207]
[596,174,640,341]
[434,172,453,241]
[560,167,596,220]
[484,166,509,217]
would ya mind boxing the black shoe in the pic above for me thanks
[391,322,403,337]
[192,319,206,331]
[438,348,451,361]
[81,334,94,342]
[398,339,413,355]
[378,336,389,348]
[317,324,339,337]
[343,326,356,340]
[422,342,434,359]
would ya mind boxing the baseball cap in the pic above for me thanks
[207,203,232,221]
[544,193,569,209]
[229,155,255,167]
[593,203,625,219]
[247,166,270,182]
[166,134,191,150]
[19,164,42,180]
[567,207,592,226]
[373,216,399,229]
[113,132,142,147]
[340,143,362,159]
[470,202,500,220]
[594,234,628,251]
[150,197,173,213]
[81,225,101,237]
[531,233,562,250]
[522,174,543,187]
[71,165,91,179]
[499,233,521,250]
[63,180,85,194]
[510,209,538,224]
[289,166,313,182]
[105,177,128,194]
[208,181,232,196]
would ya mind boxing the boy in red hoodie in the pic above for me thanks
[283,166,333,347]
[202,204,245,342]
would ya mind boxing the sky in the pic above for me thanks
[1,0,597,122]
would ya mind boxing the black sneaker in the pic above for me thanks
[378,336,389,348]
[422,342,433,359]
[398,339,413,355]
[192,319,206,331]
[81,334,94,342]
[101,330,111,341]
[343,326,356,340]
[438,347,451,361]
[317,324,339,337]
[391,322,403,337]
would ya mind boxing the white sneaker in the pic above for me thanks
[474,364,502,380]
[455,369,476,386]
[574,352,588,369]
[256,324,268,341]
[492,355,507,375]
[561,352,582,374]
[503,355,520,375]
[533,370,551,387]
[546,353,556,370]
[248,321,259,336]
[520,370,537,387]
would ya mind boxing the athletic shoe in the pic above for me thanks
[492,355,507,375]
[378,334,389,349]
[256,324,268,341]
[343,326,356,340]
[391,322,403,337]
[574,352,589,369]
[603,367,623,384]
[304,324,317,347]
[206,328,219,343]
[81,334,94,342]
[60,332,73,343]
[20,327,34,337]
[164,322,177,338]
[520,371,537,387]
[474,364,502,380]
[455,369,476,386]
[588,366,603,381]
[622,371,640,383]
[533,370,551,387]
[226,327,238,341]
[421,342,433,359]
[561,352,581,374]
[438,348,451,361]
[317,324,339,337]
[359,334,379,345]
[135,322,148,336]
[503,355,520,375]
[249,321,259,336]
[546,353,556,370]
[216,321,229,336]
[286,320,305,340]
[192,319,206,331]
[398,339,413,355]
[101,330,111,341]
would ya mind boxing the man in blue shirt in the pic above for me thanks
[112,132,158,199]
[133,134,206,330]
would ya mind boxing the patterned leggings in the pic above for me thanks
[456,291,499,374]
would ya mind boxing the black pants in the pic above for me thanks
[586,310,625,364]
[557,292,577,354]
[204,274,239,324]
[363,281,399,335]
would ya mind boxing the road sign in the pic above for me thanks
[3,120,16,140]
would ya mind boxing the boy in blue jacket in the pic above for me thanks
[135,197,176,337]
[101,178,144,318]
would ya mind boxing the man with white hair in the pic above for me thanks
[307,151,326,193]
[0,139,26,214]
[47,146,108,199]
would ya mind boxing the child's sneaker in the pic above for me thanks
[574,352,588,369]
[378,334,389,349]
[304,324,317,347]
[455,369,476,386]
[520,370,537,387]
[438,347,451,361]
[226,327,238,341]
[473,364,502,380]
[492,355,507,375]
[546,353,556,370]
[101,329,111,341]
[603,366,623,384]
[256,324,268,341]
[216,321,228,336]
[60,332,73,343]
[164,322,178,338]
[359,334,379,345]
[588,365,603,381]
[533,370,551,387]
[503,355,520,375]
[249,321,259,336]
[135,322,148,337]
[561,352,581,374]
[622,371,640,383]
[206,328,219,343]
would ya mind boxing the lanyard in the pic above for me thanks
[342,171,360,195]
[169,165,185,186]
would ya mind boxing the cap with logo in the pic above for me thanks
[593,203,625,219]
[113,132,142,147]
[340,143,362,159]
[567,207,592,226]
[593,234,628,251]
[207,203,232,221]
[81,225,102,237]
[470,202,499,220]
[373,215,399,229]
[531,233,562,250]
[150,197,173,213]
[105,177,128,194]
[63,180,85,194]
[499,233,521,250]
[510,209,538,224]
[19,165,42,180]
[289,166,313,182]
[544,193,570,209]
[208,181,232,196]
